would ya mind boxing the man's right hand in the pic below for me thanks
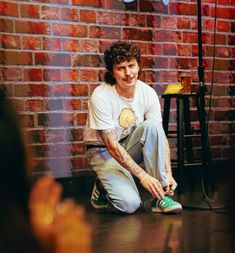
[140,174,165,200]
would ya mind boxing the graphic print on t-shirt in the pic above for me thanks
[118,108,137,140]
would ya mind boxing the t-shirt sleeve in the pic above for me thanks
[87,93,115,130]
[144,88,162,123]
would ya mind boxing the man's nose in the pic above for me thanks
[125,67,131,76]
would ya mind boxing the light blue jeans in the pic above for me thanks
[86,119,168,214]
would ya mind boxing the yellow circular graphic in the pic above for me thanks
[118,108,137,128]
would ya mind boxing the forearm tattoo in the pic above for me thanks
[99,129,144,177]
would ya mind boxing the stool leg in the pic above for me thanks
[177,97,184,195]
[183,96,194,163]
[163,97,171,136]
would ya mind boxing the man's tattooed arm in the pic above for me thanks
[98,128,147,179]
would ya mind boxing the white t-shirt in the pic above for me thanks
[84,80,162,144]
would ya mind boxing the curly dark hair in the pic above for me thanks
[104,41,141,85]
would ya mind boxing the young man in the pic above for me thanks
[84,41,182,214]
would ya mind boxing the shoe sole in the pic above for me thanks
[151,204,183,214]
[91,201,109,209]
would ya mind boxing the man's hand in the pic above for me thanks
[164,173,177,196]
[140,174,165,199]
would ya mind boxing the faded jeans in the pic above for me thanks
[86,119,168,214]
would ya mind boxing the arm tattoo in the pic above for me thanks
[99,129,144,177]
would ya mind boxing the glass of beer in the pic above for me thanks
[180,73,191,94]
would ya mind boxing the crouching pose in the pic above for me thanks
[84,41,182,214]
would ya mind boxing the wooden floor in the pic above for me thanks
[62,174,235,253]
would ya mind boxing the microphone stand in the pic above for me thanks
[182,0,226,209]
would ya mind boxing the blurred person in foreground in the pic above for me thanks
[84,41,182,214]
[0,86,91,253]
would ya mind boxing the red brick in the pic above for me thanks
[183,32,198,43]
[61,69,79,81]
[47,99,63,111]
[52,84,88,97]
[72,157,84,171]
[211,6,234,19]
[0,1,18,17]
[204,20,215,32]
[81,99,88,110]
[64,99,81,110]
[28,129,47,144]
[72,0,103,7]
[140,1,168,13]
[217,47,231,58]
[177,44,191,56]
[80,10,96,23]
[163,44,177,56]
[10,99,24,111]
[170,3,197,15]
[70,128,83,141]
[25,99,46,112]
[177,18,190,29]
[214,59,232,70]
[113,13,129,26]
[73,55,101,67]
[154,30,181,43]
[212,34,227,45]
[129,14,146,27]
[80,40,99,52]
[80,69,98,82]
[52,24,87,37]
[20,4,40,19]
[76,112,87,125]
[89,26,121,39]
[37,113,74,127]
[146,15,160,28]
[217,20,230,32]
[61,8,79,22]
[97,11,113,24]
[1,35,20,49]
[1,67,22,81]
[2,51,32,65]
[43,38,62,51]
[15,20,50,34]
[14,84,50,97]
[161,17,177,29]
[142,57,168,69]
[40,5,60,20]
[71,143,86,155]
[20,114,35,128]
[124,28,153,41]
[34,0,68,4]
[159,71,177,83]
[35,53,71,66]
[43,69,61,81]
[147,43,162,55]
[63,39,79,52]
[22,36,42,50]
[24,68,43,81]
[0,19,14,32]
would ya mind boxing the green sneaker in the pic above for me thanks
[151,196,182,214]
[91,179,109,209]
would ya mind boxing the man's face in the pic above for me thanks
[112,58,140,89]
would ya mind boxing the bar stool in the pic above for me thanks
[162,93,203,194]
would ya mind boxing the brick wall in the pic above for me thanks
[0,0,234,177]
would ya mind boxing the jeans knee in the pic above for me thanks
[114,196,141,214]
[140,119,165,139]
